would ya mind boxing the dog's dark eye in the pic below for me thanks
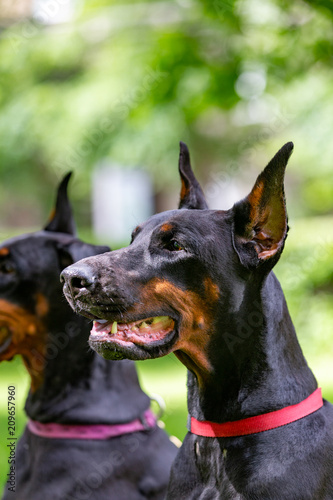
[0,262,15,274]
[166,240,184,252]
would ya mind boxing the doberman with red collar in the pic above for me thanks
[0,174,176,500]
[62,143,333,499]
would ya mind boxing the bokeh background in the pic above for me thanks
[1,0,333,492]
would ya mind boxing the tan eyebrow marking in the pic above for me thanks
[160,223,173,232]
[0,248,10,256]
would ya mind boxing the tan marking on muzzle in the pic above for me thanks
[0,299,47,392]
[203,277,220,303]
[35,293,50,318]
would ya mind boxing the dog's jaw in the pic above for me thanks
[89,315,178,360]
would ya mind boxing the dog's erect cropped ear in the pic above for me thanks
[44,172,76,235]
[232,142,294,267]
[178,142,208,210]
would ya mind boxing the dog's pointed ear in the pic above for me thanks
[232,142,294,267]
[178,142,208,210]
[44,172,76,235]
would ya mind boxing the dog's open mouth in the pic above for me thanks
[91,315,174,344]
[89,315,176,360]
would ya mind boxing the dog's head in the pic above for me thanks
[61,142,293,384]
[0,173,108,387]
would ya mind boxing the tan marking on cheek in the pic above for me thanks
[154,281,175,296]
[139,279,218,386]
[27,324,37,335]
[0,247,10,256]
[35,293,49,318]
[194,316,205,329]
[0,299,47,392]
[204,278,220,303]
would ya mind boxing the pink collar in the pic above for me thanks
[190,388,323,438]
[28,409,156,440]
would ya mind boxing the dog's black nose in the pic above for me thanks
[61,265,96,296]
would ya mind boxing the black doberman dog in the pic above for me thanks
[0,174,176,500]
[62,143,333,499]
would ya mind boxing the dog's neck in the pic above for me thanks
[185,272,317,424]
[25,313,150,424]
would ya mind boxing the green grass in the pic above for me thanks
[0,358,30,494]
[275,215,333,398]
[135,355,187,441]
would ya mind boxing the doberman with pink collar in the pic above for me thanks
[62,143,333,499]
[0,174,176,500]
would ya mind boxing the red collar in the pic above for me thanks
[190,388,323,438]
[28,409,156,440]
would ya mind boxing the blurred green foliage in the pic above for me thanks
[0,0,333,227]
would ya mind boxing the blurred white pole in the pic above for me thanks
[92,163,154,246]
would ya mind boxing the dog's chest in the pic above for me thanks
[193,437,244,500]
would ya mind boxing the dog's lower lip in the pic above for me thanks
[89,325,178,361]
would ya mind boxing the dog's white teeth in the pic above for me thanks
[97,319,108,324]
[152,316,168,324]
[111,321,118,334]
